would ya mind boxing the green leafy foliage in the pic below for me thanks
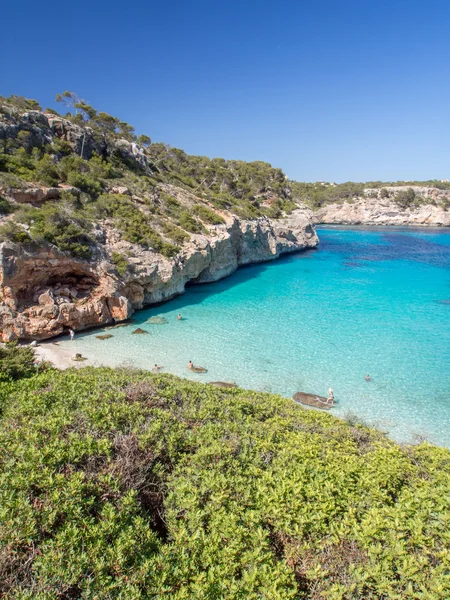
[0,195,14,215]
[17,204,93,258]
[192,204,225,224]
[1,367,449,598]
[0,341,36,381]
[95,194,179,257]
[0,221,31,243]
[111,251,129,276]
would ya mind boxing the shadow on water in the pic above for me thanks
[146,247,319,314]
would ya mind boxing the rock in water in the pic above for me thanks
[293,391,334,410]
[96,334,113,340]
[147,316,168,325]
[132,328,149,335]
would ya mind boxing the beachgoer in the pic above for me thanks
[365,374,371,382]
[327,387,334,404]
[153,364,159,373]
[188,360,193,370]
[177,314,183,320]
[69,328,75,341]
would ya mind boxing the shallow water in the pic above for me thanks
[62,227,450,446]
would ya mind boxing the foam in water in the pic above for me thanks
[59,227,450,446]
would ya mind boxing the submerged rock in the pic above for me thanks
[147,316,168,325]
[96,334,113,340]
[210,381,237,388]
[132,328,148,335]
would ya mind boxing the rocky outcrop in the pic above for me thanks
[0,110,148,167]
[314,197,450,227]
[0,210,318,341]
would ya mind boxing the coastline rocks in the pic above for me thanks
[314,195,450,227]
[0,210,318,341]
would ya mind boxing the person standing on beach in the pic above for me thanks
[69,329,75,341]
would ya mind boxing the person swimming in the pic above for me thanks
[188,360,193,370]
[365,374,371,382]
[153,364,159,373]
[177,314,183,320]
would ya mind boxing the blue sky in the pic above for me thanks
[2,0,450,182]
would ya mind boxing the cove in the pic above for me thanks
[61,226,450,446]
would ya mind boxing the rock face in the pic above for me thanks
[314,195,450,227]
[0,110,148,167]
[0,210,318,341]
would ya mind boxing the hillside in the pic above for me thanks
[0,354,449,599]
[1,93,449,342]
[0,93,317,341]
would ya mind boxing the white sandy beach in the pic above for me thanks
[35,340,98,370]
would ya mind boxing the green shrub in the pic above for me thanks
[0,221,31,243]
[18,204,93,258]
[192,204,225,225]
[96,194,179,258]
[35,154,60,186]
[111,251,129,276]
[1,367,449,598]
[395,187,416,208]
[0,195,14,215]
[177,211,203,233]
[0,341,36,381]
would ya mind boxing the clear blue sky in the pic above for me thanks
[2,0,450,182]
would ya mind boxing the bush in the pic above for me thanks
[1,368,450,598]
[0,221,31,243]
[96,194,179,258]
[192,204,225,225]
[0,341,36,381]
[111,251,129,276]
[18,204,93,258]
[0,195,14,215]
[395,187,416,208]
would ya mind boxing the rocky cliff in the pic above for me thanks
[0,95,320,341]
[314,186,450,226]
[0,210,317,341]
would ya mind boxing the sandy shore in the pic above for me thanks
[35,341,96,370]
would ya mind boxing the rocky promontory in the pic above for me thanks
[314,186,450,226]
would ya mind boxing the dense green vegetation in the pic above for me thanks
[0,93,304,261]
[1,359,449,599]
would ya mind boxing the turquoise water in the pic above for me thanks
[63,227,450,446]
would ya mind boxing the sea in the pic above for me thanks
[59,226,450,446]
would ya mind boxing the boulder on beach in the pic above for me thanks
[132,328,149,335]
[147,316,168,325]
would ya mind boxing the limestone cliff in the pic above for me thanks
[314,186,450,227]
[0,210,317,341]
